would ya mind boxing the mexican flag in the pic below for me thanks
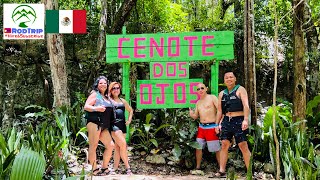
[46,10,86,34]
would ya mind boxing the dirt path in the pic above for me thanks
[85,174,245,180]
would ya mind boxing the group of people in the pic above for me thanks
[84,76,133,176]
[84,71,251,177]
[189,71,251,178]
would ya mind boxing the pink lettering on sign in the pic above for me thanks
[178,62,187,77]
[202,36,214,56]
[118,38,130,58]
[153,63,163,78]
[150,37,164,57]
[156,84,169,104]
[168,37,180,57]
[174,83,186,103]
[184,36,198,56]
[134,37,146,58]
[166,62,176,77]
[140,84,152,104]
[190,82,200,103]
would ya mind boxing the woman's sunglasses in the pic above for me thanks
[197,87,205,91]
[112,87,121,90]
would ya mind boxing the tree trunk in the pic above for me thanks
[235,0,244,86]
[97,0,137,62]
[220,0,235,20]
[44,0,70,108]
[305,2,320,101]
[244,0,257,125]
[293,0,306,122]
[110,0,138,34]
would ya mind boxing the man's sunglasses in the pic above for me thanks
[112,87,121,90]
[197,87,205,91]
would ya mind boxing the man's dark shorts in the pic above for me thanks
[220,116,248,144]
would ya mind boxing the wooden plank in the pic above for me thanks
[106,44,234,63]
[106,31,234,48]
[136,79,203,109]
[106,31,234,63]
[150,62,189,79]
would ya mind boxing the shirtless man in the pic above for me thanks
[189,83,221,170]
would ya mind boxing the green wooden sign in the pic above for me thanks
[106,31,234,63]
[136,79,203,109]
[150,62,189,79]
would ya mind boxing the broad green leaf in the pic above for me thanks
[150,139,158,147]
[145,113,153,124]
[172,144,181,159]
[10,148,46,180]
[154,124,171,134]
[144,124,151,133]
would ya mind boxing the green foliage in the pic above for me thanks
[266,102,320,179]
[309,0,320,22]
[306,95,320,117]
[306,95,320,141]
[25,120,67,176]
[131,113,171,152]
[227,167,237,180]
[0,128,22,179]
[263,102,292,133]
[165,109,201,168]
[279,120,319,180]
[10,147,46,180]
[130,0,190,33]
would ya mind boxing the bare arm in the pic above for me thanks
[212,95,218,110]
[189,103,199,120]
[122,98,133,125]
[239,86,250,130]
[239,86,250,121]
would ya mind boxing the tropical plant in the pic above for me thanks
[306,95,320,140]
[10,147,46,180]
[163,109,201,168]
[0,127,23,179]
[130,113,171,152]
[266,102,320,179]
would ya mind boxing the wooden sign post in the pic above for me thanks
[106,28,234,140]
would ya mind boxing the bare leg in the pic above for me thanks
[215,150,220,165]
[99,129,114,169]
[86,123,101,170]
[219,140,230,173]
[195,149,202,169]
[113,143,120,170]
[238,141,251,169]
[111,131,130,169]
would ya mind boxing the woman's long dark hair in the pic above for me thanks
[92,76,109,96]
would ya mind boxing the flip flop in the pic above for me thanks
[126,168,133,175]
[95,168,110,176]
[91,168,100,176]
[208,171,227,178]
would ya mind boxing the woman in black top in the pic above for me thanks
[108,82,133,175]
[84,76,115,175]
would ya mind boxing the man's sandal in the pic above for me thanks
[208,171,227,178]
